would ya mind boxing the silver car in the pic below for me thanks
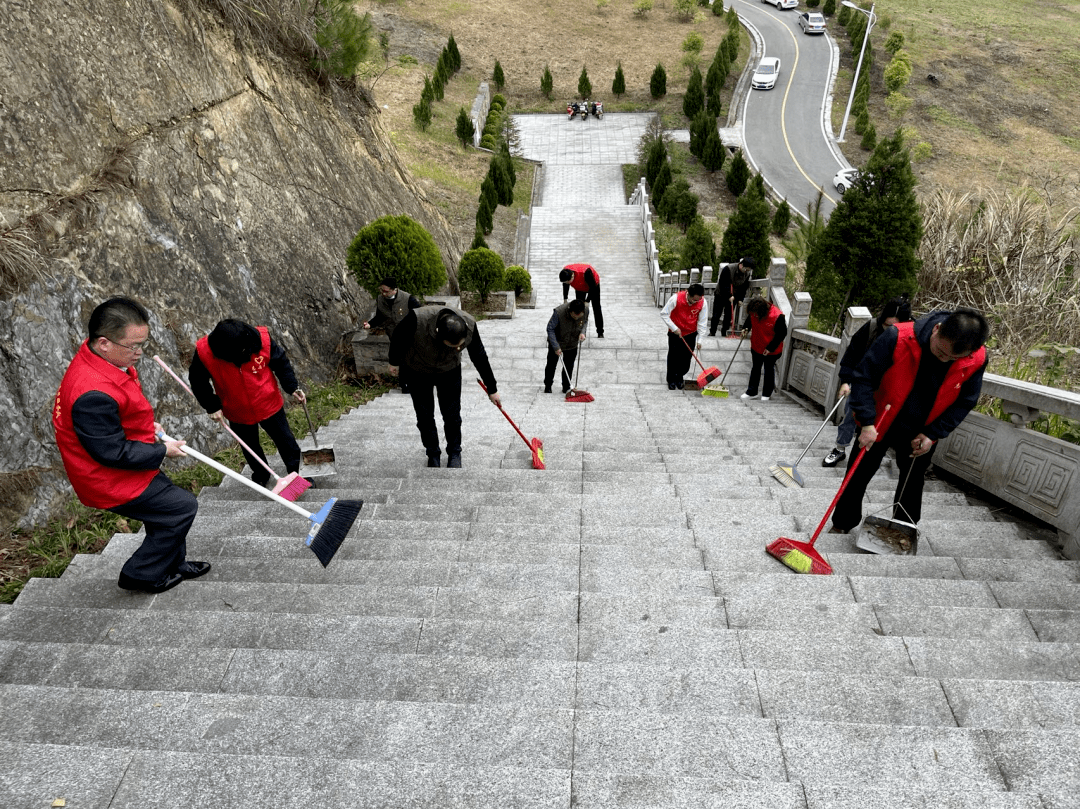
[798,12,826,33]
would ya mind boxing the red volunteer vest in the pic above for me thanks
[749,305,783,355]
[670,290,704,336]
[52,341,159,508]
[564,264,599,292]
[872,321,987,438]
[196,326,283,424]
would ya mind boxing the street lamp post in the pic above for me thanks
[837,0,876,143]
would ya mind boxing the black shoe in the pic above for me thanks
[400,384,410,394]
[822,448,847,468]
[544,385,552,393]
[676,381,685,389]
[708,331,716,337]
[427,455,441,468]
[562,387,571,395]
[827,526,850,535]
[668,382,678,390]
[176,560,212,580]
[252,476,271,488]
[447,453,462,469]
[303,477,316,488]
[596,332,604,338]
[118,571,183,593]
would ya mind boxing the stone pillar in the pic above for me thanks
[829,306,871,422]
[351,329,391,377]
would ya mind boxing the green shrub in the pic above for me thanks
[476,196,494,234]
[884,54,912,92]
[912,141,933,162]
[412,99,432,131]
[885,92,912,118]
[541,65,553,99]
[346,215,447,296]
[683,66,705,120]
[492,93,507,108]
[493,60,505,91]
[479,133,497,150]
[633,0,653,17]
[458,247,506,303]
[702,128,725,172]
[725,150,751,196]
[650,63,667,99]
[682,32,704,54]
[822,0,835,12]
[470,230,488,250]
[311,0,372,80]
[455,107,475,148]
[612,62,626,97]
[885,30,905,55]
[860,122,877,150]
[578,67,592,99]
[503,265,532,296]
[674,0,696,20]
[772,199,791,236]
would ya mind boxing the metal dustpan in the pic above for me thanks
[299,397,336,478]
[854,514,919,555]
[853,459,919,555]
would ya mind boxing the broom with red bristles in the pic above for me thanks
[766,406,890,575]
[478,379,545,469]
[154,355,311,501]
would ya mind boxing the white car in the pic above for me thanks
[833,168,859,193]
[762,0,798,9]
[751,57,782,90]
[798,11,826,33]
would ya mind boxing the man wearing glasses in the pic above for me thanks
[52,297,209,593]
[830,308,990,534]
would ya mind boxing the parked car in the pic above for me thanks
[751,57,782,90]
[833,168,859,193]
[798,11,826,33]
[762,0,798,9]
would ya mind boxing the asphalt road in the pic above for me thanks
[734,0,850,219]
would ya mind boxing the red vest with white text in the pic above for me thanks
[872,321,987,438]
[52,341,159,508]
[196,326,283,424]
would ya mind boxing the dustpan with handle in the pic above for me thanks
[299,397,336,478]
[854,455,920,555]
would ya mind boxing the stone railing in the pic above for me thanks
[629,178,663,302]
[785,308,1080,560]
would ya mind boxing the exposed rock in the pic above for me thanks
[0,0,464,529]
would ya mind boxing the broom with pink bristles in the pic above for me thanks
[154,355,311,502]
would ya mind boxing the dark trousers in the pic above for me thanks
[832,430,936,531]
[110,472,198,582]
[575,288,604,336]
[407,366,462,458]
[747,351,780,397]
[544,347,578,391]
[710,295,742,336]
[666,331,696,386]
[230,407,301,485]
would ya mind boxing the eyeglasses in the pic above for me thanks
[106,336,151,354]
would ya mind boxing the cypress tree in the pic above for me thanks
[612,62,626,97]
[493,60,505,91]
[725,150,751,196]
[650,63,667,99]
[702,128,725,172]
[447,33,461,71]
[683,66,705,119]
[578,66,592,99]
[455,107,475,148]
[541,65,553,99]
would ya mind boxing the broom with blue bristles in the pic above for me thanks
[766,405,890,575]
[157,430,361,567]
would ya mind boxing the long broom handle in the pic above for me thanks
[153,355,281,481]
[157,430,313,520]
[791,394,848,468]
[300,398,319,446]
[807,405,891,546]
[720,332,747,379]
[573,341,583,390]
[678,333,710,374]
[477,378,532,450]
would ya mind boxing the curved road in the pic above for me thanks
[734,0,848,218]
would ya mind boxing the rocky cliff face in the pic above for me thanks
[0,0,463,527]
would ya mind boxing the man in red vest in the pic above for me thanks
[52,297,208,594]
[189,319,307,488]
[660,283,709,389]
[559,263,604,337]
[831,309,989,533]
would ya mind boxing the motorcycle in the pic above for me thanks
[592,100,604,120]
[581,100,589,122]
[566,101,576,120]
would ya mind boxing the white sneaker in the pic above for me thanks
[760,396,770,402]
[740,393,754,400]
